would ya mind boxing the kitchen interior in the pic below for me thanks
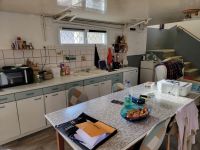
[0,0,200,150]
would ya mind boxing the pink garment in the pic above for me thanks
[176,102,199,150]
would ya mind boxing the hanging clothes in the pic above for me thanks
[163,60,184,80]
[94,44,100,68]
[107,48,113,65]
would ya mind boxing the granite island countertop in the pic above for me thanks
[46,84,194,150]
[0,67,136,96]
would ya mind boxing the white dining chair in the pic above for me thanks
[139,118,171,150]
[68,88,88,107]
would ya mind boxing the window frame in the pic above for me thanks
[59,27,107,46]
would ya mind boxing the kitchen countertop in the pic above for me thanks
[45,84,194,150]
[0,67,137,96]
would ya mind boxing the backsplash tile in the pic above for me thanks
[3,50,14,59]
[0,45,107,71]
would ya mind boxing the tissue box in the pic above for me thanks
[157,80,192,97]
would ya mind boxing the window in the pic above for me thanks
[87,30,107,44]
[60,28,84,44]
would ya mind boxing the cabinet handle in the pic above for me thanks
[0,98,8,101]
[52,93,58,96]
[26,93,34,96]
[94,84,98,87]
[0,105,5,109]
[101,83,105,85]
[52,88,58,91]
[34,97,42,101]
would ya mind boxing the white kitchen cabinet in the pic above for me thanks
[84,83,100,100]
[17,96,46,134]
[44,90,66,114]
[0,102,20,143]
[99,80,112,96]
[123,69,138,86]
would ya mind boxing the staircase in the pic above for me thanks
[148,49,200,82]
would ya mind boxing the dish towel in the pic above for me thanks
[94,44,100,68]
[176,102,199,150]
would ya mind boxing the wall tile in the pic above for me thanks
[0,51,4,59]
[33,50,41,57]
[42,57,50,65]
[49,57,57,64]
[76,62,81,68]
[3,50,14,59]
[14,50,24,59]
[14,58,25,64]
[33,57,42,64]
[57,56,64,64]
[49,50,56,57]
[0,59,5,67]
[41,49,49,57]
[24,50,33,58]
[4,59,15,66]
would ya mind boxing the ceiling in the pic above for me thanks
[0,0,200,25]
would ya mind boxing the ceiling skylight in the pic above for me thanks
[86,0,106,12]
[57,0,82,7]
[57,0,106,12]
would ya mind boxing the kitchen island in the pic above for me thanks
[46,84,196,150]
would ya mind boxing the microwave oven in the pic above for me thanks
[0,66,34,88]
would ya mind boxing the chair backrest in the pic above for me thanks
[68,88,88,107]
[112,83,124,93]
[140,118,171,150]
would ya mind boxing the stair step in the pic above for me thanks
[184,62,192,69]
[184,68,199,78]
[148,49,176,60]
[163,56,182,61]
[148,49,175,53]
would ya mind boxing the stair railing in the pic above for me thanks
[177,26,200,42]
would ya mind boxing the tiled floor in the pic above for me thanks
[1,117,200,150]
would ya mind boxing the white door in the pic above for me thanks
[99,80,112,96]
[84,83,99,100]
[66,86,84,107]
[123,70,138,86]
[0,102,20,143]
[44,90,66,114]
[17,96,46,134]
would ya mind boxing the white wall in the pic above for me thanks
[149,19,200,39]
[0,11,147,56]
[125,28,147,56]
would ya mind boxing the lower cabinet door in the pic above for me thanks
[17,96,46,134]
[99,80,112,96]
[84,83,99,100]
[0,102,20,143]
[44,90,66,114]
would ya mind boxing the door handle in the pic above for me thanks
[34,97,42,101]
[52,93,58,97]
